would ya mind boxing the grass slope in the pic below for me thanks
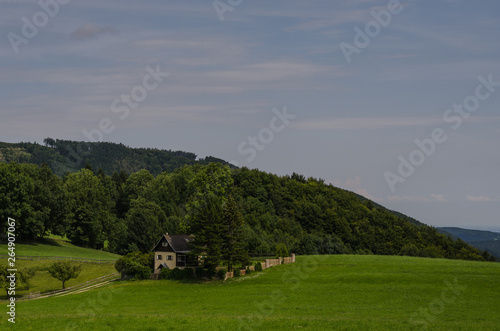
[1,238,118,297]
[0,237,119,260]
[2,260,116,297]
[7,255,500,330]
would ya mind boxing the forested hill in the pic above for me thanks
[0,139,232,176]
[0,160,495,263]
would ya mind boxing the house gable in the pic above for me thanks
[153,235,175,253]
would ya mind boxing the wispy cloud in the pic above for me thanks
[71,24,116,40]
[378,53,418,60]
[388,194,448,203]
[294,116,500,131]
[430,194,447,202]
[466,195,497,202]
[294,117,442,130]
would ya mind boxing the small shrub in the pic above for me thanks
[233,268,240,277]
[245,266,251,275]
[115,251,153,280]
[194,267,216,280]
[275,243,289,258]
[217,268,227,280]
[160,268,171,280]
[182,268,194,280]
[162,267,193,280]
[135,266,151,280]
[254,262,262,272]
[195,267,204,279]
[169,268,184,280]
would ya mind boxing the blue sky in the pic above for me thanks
[1,0,499,231]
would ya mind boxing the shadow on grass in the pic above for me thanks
[12,237,65,247]
[40,237,64,247]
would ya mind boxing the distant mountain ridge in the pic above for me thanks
[438,227,500,259]
[0,139,233,176]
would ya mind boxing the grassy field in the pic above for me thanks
[0,237,119,260]
[1,237,118,298]
[1,259,117,297]
[4,255,499,330]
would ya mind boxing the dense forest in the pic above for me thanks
[0,139,233,177]
[0,157,495,263]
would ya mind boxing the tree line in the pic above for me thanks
[0,139,233,177]
[0,161,495,263]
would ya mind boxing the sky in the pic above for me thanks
[1,0,499,231]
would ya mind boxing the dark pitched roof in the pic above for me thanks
[152,234,191,253]
[166,234,191,253]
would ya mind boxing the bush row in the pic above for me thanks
[160,261,265,281]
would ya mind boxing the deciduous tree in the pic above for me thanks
[47,261,81,289]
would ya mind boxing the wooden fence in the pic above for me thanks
[225,254,296,279]
[16,273,120,301]
[0,255,117,264]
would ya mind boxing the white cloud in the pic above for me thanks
[430,194,447,202]
[466,195,495,202]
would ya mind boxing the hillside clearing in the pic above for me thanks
[0,259,117,299]
[0,237,119,260]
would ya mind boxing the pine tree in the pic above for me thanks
[187,164,232,270]
[222,194,248,272]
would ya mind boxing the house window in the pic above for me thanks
[162,241,168,247]
[156,255,162,260]
[177,255,186,262]
[167,255,173,261]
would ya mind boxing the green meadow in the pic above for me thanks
[2,260,116,297]
[4,255,499,330]
[1,237,118,298]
